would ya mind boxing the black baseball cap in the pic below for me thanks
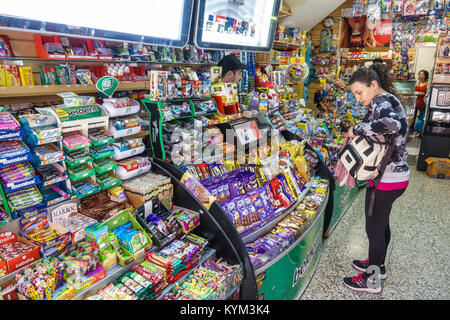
[218,54,248,75]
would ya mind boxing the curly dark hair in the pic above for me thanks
[418,69,429,81]
[349,62,398,97]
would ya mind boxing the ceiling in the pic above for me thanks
[280,0,346,30]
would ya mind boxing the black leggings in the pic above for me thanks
[365,187,406,267]
[410,107,425,131]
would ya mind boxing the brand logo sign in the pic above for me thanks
[51,202,77,224]
[96,76,119,97]
[373,19,392,45]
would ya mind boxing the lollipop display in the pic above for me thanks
[286,63,309,82]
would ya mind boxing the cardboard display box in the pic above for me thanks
[425,157,450,179]
[49,202,97,243]
[0,231,40,273]
[0,259,7,277]
[20,209,72,257]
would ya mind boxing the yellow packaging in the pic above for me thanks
[294,155,310,182]
[5,65,21,86]
[19,67,35,86]
[0,65,6,86]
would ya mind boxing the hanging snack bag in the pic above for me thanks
[393,0,405,13]
[404,0,417,15]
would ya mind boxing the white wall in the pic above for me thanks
[281,0,346,30]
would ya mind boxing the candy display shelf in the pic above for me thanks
[273,40,302,49]
[254,188,328,276]
[103,97,148,184]
[241,185,311,245]
[155,248,216,300]
[0,56,217,66]
[143,98,219,162]
[0,82,149,98]
[72,259,140,300]
[41,106,116,198]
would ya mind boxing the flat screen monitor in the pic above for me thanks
[0,0,193,47]
[194,0,281,52]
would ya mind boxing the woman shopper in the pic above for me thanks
[343,62,410,294]
[410,70,429,136]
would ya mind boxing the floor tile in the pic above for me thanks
[301,158,450,300]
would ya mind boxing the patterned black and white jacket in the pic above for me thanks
[353,93,410,183]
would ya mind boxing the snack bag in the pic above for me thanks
[393,0,405,13]
[404,0,417,15]
[0,65,6,86]
[352,0,367,17]
[5,65,21,86]
[416,0,430,14]
[40,66,58,85]
[382,0,393,12]
[222,200,244,232]
[19,67,34,86]
[269,177,292,208]
[235,196,252,231]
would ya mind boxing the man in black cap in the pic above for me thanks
[217,53,248,84]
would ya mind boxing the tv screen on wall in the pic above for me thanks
[194,0,281,52]
[0,0,194,47]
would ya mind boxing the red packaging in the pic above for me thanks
[264,181,282,209]
[0,259,7,277]
[2,283,18,300]
[0,232,40,273]
[269,178,292,208]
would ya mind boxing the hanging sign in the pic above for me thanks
[96,76,119,97]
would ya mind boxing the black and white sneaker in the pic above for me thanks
[352,259,387,280]
[343,272,382,294]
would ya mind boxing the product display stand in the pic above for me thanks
[43,106,112,198]
[20,109,72,209]
[72,160,249,300]
[143,97,218,162]
[153,113,334,300]
[0,114,40,221]
[153,158,259,300]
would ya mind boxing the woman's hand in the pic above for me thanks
[347,126,356,139]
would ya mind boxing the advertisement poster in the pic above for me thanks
[339,16,393,48]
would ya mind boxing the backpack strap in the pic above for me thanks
[362,110,371,122]
[366,135,395,216]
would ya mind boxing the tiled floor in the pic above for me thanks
[301,156,450,300]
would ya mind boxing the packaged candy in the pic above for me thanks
[269,178,292,208]
[244,196,262,227]
[222,200,244,232]
[63,131,91,151]
[0,65,6,86]
[5,65,21,86]
[234,196,252,231]
[40,66,58,85]
[76,69,93,84]
[19,67,34,86]
[393,0,405,14]
[174,208,200,233]
[0,35,14,57]
[56,66,71,85]
[404,0,417,15]
[416,0,430,14]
